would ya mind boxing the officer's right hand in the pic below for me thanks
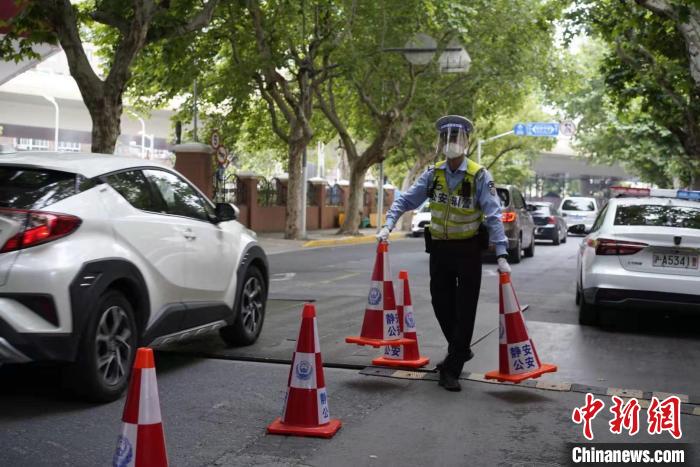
[497,256,512,274]
[377,225,392,242]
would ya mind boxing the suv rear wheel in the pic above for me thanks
[509,235,522,264]
[220,266,267,346]
[524,231,535,257]
[68,290,137,402]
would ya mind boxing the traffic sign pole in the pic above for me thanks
[475,130,514,165]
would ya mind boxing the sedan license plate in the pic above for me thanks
[652,253,699,269]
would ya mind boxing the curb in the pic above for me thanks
[302,231,407,248]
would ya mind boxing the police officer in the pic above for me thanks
[377,115,510,392]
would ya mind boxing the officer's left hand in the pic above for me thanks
[497,256,511,274]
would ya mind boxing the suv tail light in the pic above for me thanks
[502,211,517,223]
[0,208,82,253]
[547,216,556,224]
[592,238,648,256]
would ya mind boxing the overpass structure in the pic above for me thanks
[530,138,634,198]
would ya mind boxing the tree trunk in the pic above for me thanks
[395,154,433,231]
[339,163,367,235]
[285,139,305,239]
[87,92,123,154]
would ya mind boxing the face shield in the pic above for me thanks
[436,124,468,159]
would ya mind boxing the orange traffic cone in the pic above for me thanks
[345,242,414,348]
[372,270,429,368]
[485,272,557,383]
[267,303,342,438]
[113,347,168,467]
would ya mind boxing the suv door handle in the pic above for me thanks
[183,233,197,240]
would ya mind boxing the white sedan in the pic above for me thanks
[575,193,700,325]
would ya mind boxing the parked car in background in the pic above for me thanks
[575,189,700,325]
[0,152,269,401]
[530,202,568,245]
[560,196,598,233]
[495,185,535,263]
[410,200,431,236]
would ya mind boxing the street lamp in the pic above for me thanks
[42,95,59,150]
[379,33,471,230]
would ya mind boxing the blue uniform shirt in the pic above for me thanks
[386,158,508,257]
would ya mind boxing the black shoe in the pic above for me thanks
[435,349,474,372]
[438,369,461,392]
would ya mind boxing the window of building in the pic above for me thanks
[14,138,50,151]
[58,141,81,152]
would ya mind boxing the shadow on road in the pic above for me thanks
[591,307,700,339]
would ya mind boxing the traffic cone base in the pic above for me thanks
[267,417,342,438]
[371,355,430,368]
[485,362,557,383]
[345,336,414,348]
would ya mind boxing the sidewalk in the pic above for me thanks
[256,227,410,255]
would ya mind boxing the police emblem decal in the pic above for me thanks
[405,312,415,329]
[295,360,313,381]
[368,287,382,305]
[113,435,133,467]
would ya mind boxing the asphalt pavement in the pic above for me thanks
[1,234,699,466]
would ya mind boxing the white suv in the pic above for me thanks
[0,152,268,401]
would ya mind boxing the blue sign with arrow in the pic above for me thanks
[513,122,559,137]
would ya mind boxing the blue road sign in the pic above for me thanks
[512,122,559,137]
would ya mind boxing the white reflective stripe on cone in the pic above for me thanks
[366,281,384,311]
[138,368,162,425]
[403,305,416,333]
[382,309,401,340]
[114,423,138,467]
[395,280,403,307]
[313,318,320,353]
[501,283,520,315]
[383,343,404,360]
[507,340,538,374]
[290,352,317,389]
[382,250,391,283]
[317,387,330,425]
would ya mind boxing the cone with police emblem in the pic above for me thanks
[112,347,168,467]
[268,303,341,438]
[484,272,557,383]
[345,242,414,348]
[372,270,429,368]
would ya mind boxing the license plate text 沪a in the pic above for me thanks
[652,254,699,269]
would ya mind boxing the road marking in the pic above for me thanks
[320,272,361,284]
[271,273,296,281]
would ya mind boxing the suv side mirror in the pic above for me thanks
[215,203,238,222]
[569,224,586,235]
[526,204,536,212]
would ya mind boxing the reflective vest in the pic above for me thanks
[428,160,484,240]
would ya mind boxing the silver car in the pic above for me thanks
[575,194,700,325]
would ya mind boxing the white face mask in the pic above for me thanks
[442,143,464,159]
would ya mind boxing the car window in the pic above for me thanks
[532,204,550,216]
[0,166,77,210]
[143,169,215,222]
[614,204,700,229]
[512,189,524,209]
[496,188,510,207]
[590,204,609,232]
[562,199,595,211]
[106,170,160,212]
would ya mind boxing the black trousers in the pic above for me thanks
[429,237,482,376]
